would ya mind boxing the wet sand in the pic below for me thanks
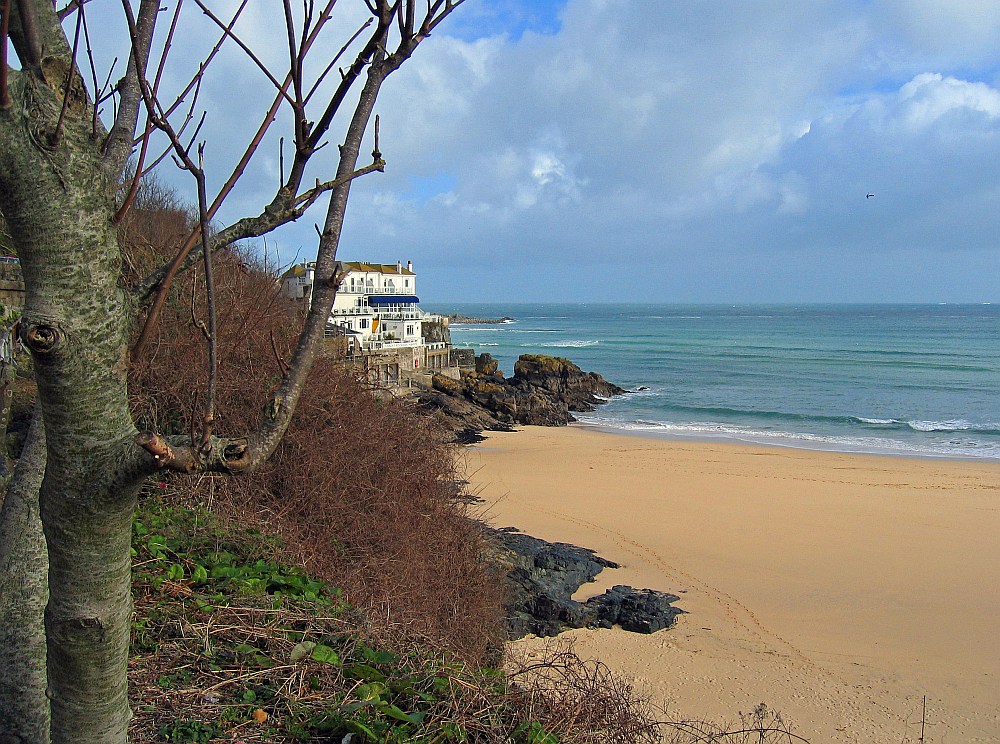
[464,426,1000,742]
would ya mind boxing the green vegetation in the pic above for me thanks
[129,497,575,743]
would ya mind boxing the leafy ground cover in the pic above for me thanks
[128,494,648,743]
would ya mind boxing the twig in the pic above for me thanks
[128,0,245,149]
[194,144,218,454]
[113,0,185,221]
[192,0,295,107]
[189,274,209,341]
[270,330,290,379]
[79,3,106,137]
[303,18,373,106]
[279,136,285,185]
[50,2,84,146]
[281,0,306,147]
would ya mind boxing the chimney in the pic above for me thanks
[396,260,402,273]
[406,260,413,272]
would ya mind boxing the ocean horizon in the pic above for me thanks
[423,302,1000,461]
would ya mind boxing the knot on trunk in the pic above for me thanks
[22,323,63,354]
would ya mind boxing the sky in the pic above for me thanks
[76,1,1000,303]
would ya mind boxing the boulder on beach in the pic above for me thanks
[485,527,684,638]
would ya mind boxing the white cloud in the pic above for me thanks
[898,73,1000,128]
[76,1,1000,301]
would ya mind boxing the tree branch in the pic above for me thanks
[130,0,465,477]
[12,0,42,71]
[101,0,158,179]
[192,0,296,108]
[0,0,11,110]
[56,0,94,22]
[194,144,218,452]
[49,4,82,147]
[128,0,343,334]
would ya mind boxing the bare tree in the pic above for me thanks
[0,1,464,742]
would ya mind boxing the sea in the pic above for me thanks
[422,303,1000,461]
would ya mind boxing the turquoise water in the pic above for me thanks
[423,303,1000,460]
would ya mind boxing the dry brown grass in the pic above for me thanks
[124,189,504,664]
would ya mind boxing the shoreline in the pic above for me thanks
[465,425,1000,742]
[574,419,1000,463]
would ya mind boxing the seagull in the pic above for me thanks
[866,193,875,199]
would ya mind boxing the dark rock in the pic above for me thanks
[417,378,515,435]
[447,314,515,325]
[585,585,684,634]
[511,355,626,413]
[485,527,684,638]
[414,354,626,440]
[475,353,500,375]
[421,319,452,344]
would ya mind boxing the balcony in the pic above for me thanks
[365,338,421,351]
[341,286,414,295]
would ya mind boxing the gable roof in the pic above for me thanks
[343,261,414,276]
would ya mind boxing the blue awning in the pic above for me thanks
[367,295,419,305]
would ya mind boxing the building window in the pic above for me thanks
[360,319,369,329]
[406,324,414,336]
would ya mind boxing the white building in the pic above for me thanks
[281,260,451,378]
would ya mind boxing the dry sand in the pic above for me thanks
[464,425,1000,743]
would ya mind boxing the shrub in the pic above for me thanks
[125,185,504,662]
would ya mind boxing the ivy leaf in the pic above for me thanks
[310,643,341,666]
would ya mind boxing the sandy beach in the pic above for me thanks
[464,426,1000,742]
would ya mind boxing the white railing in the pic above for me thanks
[366,339,420,350]
[371,311,422,321]
[341,286,414,295]
[330,307,373,316]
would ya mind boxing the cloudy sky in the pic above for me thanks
[87,1,1000,303]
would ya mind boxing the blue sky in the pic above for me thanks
[77,1,1000,303]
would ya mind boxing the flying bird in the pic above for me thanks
[866,193,875,199]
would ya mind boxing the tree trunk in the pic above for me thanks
[0,412,50,744]
[0,68,151,744]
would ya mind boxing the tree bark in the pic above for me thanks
[0,64,151,743]
[0,411,49,744]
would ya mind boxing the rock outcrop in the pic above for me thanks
[446,314,515,325]
[416,353,626,437]
[486,527,684,638]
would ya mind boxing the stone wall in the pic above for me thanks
[450,347,475,369]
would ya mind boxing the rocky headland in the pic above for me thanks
[445,313,515,324]
[417,353,626,441]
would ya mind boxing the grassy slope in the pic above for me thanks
[129,494,564,744]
